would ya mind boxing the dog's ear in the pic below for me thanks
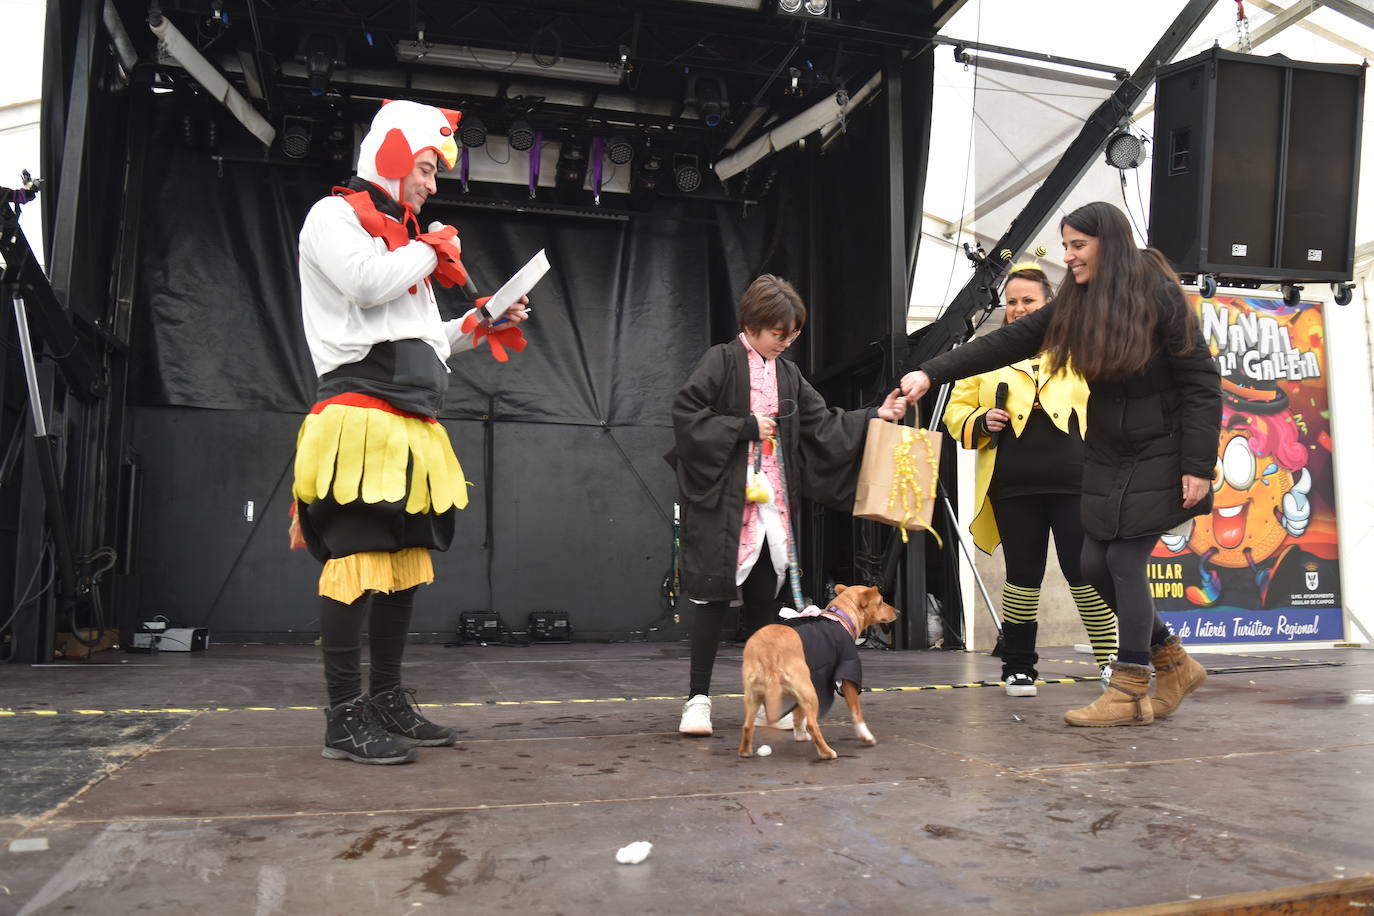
[833,584,848,595]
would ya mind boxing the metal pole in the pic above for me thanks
[771,439,807,613]
[10,291,79,610]
[930,377,1001,636]
[12,292,47,439]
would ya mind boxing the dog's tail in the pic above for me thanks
[765,662,799,726]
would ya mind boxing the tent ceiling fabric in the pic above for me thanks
[917,0,1374,312]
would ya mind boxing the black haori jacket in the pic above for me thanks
[921,286,1221,541]
[666,339,873,603]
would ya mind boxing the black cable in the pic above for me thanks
[602,426,671,529]
[1119,171,1146,240]
[484,395,496,610]
[0,535,53,635]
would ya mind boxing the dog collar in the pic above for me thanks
[821,604,858,640]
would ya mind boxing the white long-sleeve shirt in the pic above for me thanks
[298,195,476,377]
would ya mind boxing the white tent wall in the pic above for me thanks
[0,101,44,265]
[914,0,1374,652]
[0,0,45,265]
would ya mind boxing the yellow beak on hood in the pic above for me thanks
[436,135,459,171]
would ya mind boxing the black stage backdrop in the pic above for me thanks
[124,96,822,640]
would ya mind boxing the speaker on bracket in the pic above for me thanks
[1147,48,1364,286]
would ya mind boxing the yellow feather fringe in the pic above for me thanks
[319,548,434,604]
[292,404,469,514]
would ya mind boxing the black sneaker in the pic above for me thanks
[322,697,418,764]
[1004,673,1038,697]
[369,687,458,747]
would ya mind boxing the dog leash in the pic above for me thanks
[769,429,807,613]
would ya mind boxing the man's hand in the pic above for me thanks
[755,414,777,440]
[900,370,931,400]
[876,388,907,422]
[501,295,531,324]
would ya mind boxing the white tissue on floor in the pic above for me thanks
[616,841,653,864]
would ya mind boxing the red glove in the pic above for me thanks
[415,223,469,289]
[459,296,528,363]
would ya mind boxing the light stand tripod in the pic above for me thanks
[929,373,1004,654]
[2,184,105,661]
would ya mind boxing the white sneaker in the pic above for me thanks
[1004,673,1038,697]
[753,707,794,729]
[679,695,712,736]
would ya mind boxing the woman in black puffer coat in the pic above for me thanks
[902,202,1221,728]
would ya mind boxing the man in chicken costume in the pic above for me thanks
[292,99,528,764]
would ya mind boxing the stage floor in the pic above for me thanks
[2,641,1372,915]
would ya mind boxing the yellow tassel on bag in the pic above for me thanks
[745,438,771,503]
[887,427,943,547]
[745,471,770,504]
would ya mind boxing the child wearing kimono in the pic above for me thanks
[667,274,907,736]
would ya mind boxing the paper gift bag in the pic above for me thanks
[852,417,943,544]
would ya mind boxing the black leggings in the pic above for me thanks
[319,586,418,707]
[687,539,782,698]
[1079,536,1172,666]
[991,493,1088,587]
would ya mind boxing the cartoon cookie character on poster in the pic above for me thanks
[1159,295,1338,611]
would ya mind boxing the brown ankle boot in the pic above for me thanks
[1064,662,1153,727]
[1149,635,1206,718]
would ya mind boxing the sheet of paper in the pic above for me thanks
[486,249,550,321]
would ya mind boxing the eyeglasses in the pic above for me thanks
[767,328,801,344]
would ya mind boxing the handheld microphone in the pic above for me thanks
[428,221,484,305]
[988,382,1009,449]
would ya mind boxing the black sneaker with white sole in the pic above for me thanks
[322,697,418,764]
[1004,673,1038,697]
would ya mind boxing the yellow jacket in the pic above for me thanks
[942,356,1090,553]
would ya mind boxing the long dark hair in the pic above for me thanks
[1041,201,1196,381]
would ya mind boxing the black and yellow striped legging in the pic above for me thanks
[992,493,1117,667]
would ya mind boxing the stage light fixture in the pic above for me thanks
[632,147,664,210]
[508,119,535,152]
[606,135,634,166]
[460,115,487,148]
[804,0,828,15]
[674,154,702,193]
[556,132,589,203]
[778,0,803,12]
[1105,129,1147,170]
[679,0,764,8]
[396,40,624,86]
[297,33,344,94]
[694,77,726,127]
[280,117,312,159]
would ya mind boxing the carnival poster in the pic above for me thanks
[1150,293,1343,644]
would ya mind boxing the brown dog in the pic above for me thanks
[738,584,898,760]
